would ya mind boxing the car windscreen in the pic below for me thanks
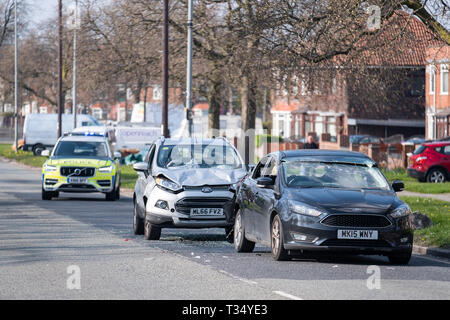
[53,141,109,157]
[157,144,242,169]
[282,159,390,190]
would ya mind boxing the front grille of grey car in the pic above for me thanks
[175,197,233,215]
[183,185,231,191]
[60,167,95,177]
[320,214,391,228]
[321,239,392,248]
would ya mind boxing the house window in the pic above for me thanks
[153,86,162,100]
[291,75,299,96]
[315,115,324,136]
[331,77,337,95]
[441,64,449,95]
[305,115,312,134]
[326,116,337,141]
[301,78,308,96]
[429,65,435,94]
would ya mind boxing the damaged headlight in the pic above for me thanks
[389,204,411,219]
[155,177,182,193]
[289,200,325,217]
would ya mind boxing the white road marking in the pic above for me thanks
[273,290,303,300]
[218,269,258,285]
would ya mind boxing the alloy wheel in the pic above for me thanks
[234,213,242,249]
[271,219,280,255]
[429,170,445,183]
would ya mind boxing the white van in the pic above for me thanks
[23,114,100,155]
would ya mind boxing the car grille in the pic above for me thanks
[183,185,231,191]
[59,184,95,189]
[321,239,392,248]
[175,197,233,215]
[321,214,391,228]
[60,167,95,177]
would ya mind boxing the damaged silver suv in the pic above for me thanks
[132,137,247,241]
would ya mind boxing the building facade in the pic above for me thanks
[426,46,450,139]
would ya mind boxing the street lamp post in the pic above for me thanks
[162,0,169,138]
[14,0,18,152]
[57,0,63,138]
[186,0,193,137]
[71,0,79,130]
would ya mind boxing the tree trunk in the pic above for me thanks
[240,73,257,132]
[208,76,221,138]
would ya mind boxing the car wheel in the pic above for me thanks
[426,168,447,183]
[115,185,121,200]
[388,250,412,265]
[32,144,44,156]
[234,209,255,253]
[53,191,59,198]
[41,188,53,200]
[105,188,117,201]
[271,215,290,261]
[133,200,144,235]
[144,218,161,240]
[225,226,234,243]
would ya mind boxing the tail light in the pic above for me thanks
[415,156,427,164]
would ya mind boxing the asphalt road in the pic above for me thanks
[0,159,449,300]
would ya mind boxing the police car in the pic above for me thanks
[41,132,121,201]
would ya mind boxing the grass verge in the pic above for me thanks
[383,168,450,194]
[400,196,450,248]
[0,144,47,167]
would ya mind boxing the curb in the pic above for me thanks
[413,245,450,260]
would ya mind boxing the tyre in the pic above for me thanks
[105,188,117,201]
[41,188,53,200]
[234,209,255,253]
[388,250,412,265]
[32,144,44,156]
[225,226,234,243]
[271,215,290,261]
[144,218,161,240]
[115,185,121,200]
[426,168,447,183]
[133,200,144,235]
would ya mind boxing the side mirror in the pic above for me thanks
[133,162,149,172]
[392,180,404,192]
[247,164,255,173]
[113,151,122,159]
[256,176,274,188]
[41,150,50,157]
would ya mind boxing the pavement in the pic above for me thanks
[0,160,449,300]
[400,190,450,202]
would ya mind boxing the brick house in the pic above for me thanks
[425,45,450,139]
[271,11,445,141]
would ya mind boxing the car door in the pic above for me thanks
[442,145,450,173]
[240,157,268,239]
[135,144,155,217]
[252,156,278,244]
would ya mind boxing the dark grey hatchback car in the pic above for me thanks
[234,150,414,264]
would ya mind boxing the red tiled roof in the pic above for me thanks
[348,11,445,66]
[271,101,298,112]
[193,103,209,110]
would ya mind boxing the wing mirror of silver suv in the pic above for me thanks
[133,162,149,173]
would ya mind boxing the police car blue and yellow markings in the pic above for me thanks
[42,158,117,190]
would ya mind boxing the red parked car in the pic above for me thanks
[408,142,450,183]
